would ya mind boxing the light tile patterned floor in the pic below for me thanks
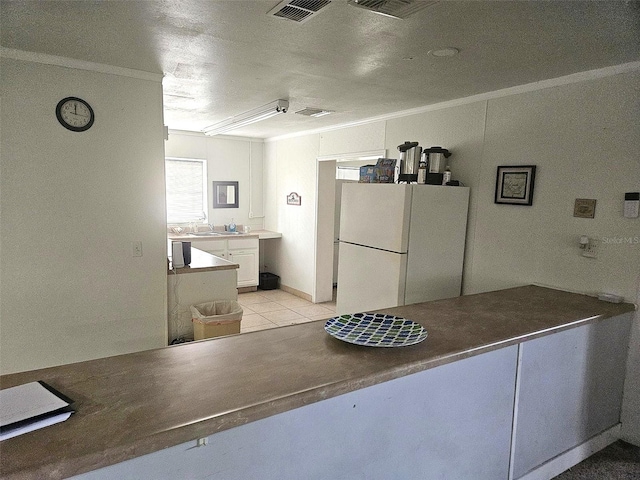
[239,289,336,333]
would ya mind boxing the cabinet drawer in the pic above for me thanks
[227,238,258,250]
[192,239,227,251]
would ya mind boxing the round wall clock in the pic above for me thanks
[56,97,94,132]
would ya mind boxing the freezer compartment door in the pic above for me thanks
[339,183,411,253]
[336,242,407,315]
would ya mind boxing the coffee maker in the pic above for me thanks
[422,147,451,185]
[397,141,422,183]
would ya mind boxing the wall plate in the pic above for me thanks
[574,199,596,219]
[582,238,599,258]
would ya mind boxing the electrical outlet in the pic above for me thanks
[132,241,143,257]
[582,238,599,258]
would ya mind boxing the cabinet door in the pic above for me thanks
[192,239,227,259]
[512,313,632,478]
[228,250,258,287]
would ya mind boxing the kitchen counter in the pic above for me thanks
[168,246,238,274]
[0,286,635,479]
[250,229,282,239]
[167,229,281,241]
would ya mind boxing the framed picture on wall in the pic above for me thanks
[213,181,239,208]
[495,165,536,206]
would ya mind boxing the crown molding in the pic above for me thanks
[0,47,163,82]
[167,129,264,142]
[266,61,640,142]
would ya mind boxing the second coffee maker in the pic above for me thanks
[422,146,451,184]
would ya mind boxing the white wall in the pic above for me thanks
[263,123,386,294]
[164,132,265,231]
[0,57,168,374]
[465,74,640,299]
[263,135,320,294]
[264,69,640,444]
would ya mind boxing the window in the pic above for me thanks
[165,157,207,224]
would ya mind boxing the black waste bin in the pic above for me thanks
[259,272,279,290]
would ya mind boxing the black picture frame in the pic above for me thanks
[495,165,536,206]
[212,181,239,208]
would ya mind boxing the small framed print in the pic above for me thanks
[574,198,596,218]
[287,192,301,206]
[495,165,536,206]
[213,181,239,208]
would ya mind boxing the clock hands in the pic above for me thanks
[67,103,88,118]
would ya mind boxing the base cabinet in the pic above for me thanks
[511,313,633,478]
[228,250,258,287]
[191,238,258,287]
[71,345,519,480]
[69,314,633,480]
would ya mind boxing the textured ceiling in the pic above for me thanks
[2,0,639,138]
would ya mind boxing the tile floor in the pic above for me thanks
[239,288,337,333]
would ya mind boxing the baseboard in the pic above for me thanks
[237,286,257,294]
[279,284,312,302]
[517,424,621,480]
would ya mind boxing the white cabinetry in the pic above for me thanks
[512,313,633,479]
[227,238,259,288]
[195,239,227,259]
[72,343,519,480]
[193,237,259,288]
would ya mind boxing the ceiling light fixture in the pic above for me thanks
[202,99,289,136]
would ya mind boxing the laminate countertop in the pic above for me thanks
[168,229,282,241]
[168,247,238,274]
[0,286,635,479]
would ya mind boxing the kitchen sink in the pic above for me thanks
[189,232,222,236]
[189,231,246,236]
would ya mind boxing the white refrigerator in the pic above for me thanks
[336,183,470,315]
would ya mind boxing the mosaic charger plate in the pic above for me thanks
[324,313,427,347]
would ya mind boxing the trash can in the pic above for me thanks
[190,300,243,340]
[259,272,279,290]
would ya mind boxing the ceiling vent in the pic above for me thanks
[267,0,332,23]
[295,107,334,117]
[347,0,438,19]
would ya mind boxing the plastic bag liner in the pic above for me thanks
[191,301,243,340]
[191,301,243,325]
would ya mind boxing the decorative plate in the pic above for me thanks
[324,313,427,347]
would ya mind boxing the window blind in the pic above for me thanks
[165,158,206,223]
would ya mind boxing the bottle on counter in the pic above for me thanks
[228,218,237,232]
[442,165,452,185]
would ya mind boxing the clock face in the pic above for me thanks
[56,97,94,132]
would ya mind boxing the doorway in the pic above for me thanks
[313,150,386,303]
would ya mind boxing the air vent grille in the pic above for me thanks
[295,107,334,117]
[268,0,332,23]
[347,0,438,19]
[290,0,330,11]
